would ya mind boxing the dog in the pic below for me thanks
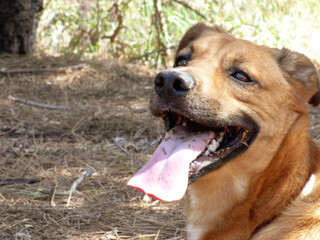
[128,23,320,240]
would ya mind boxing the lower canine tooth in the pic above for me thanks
[182,120,187,127]
[208,140,219,152]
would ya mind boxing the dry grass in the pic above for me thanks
[0,55,185,240]
[0,54,319,240]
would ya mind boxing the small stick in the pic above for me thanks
[67,169,93,207]
[172,0,207,20]
[0,192,5,200]
[0,64,86,75]
[0,178,40,186]
[39,189,80,196]
[112,138,144,167]
[8,95,73,110]
[155,229,160,240]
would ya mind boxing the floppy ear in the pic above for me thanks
[177,22,228,53]
[275,48,320,107]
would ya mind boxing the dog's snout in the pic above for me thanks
[154,70,195,97]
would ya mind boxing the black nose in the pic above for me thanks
[154,70,195,97]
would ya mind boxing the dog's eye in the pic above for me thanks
[177,59,188,67]
[231,72,252,83]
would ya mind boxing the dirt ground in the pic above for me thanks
[0,55,319,240]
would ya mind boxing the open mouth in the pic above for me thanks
[162,111,255,183]
[127,109,257,202]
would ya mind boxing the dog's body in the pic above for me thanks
[128,23,320,239]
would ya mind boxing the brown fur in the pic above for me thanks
[150,23,320,239]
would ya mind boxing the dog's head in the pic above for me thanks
[128,23,320,202]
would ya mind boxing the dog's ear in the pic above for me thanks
[177,23,227,53]
[275,48,320,107]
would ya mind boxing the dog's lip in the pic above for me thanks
[160,110,224,133]
[160,110,254,135]
[160,111,255,183]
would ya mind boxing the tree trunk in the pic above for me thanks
[0,0,43,54]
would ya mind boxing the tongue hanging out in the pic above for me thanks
[127,126,215,202]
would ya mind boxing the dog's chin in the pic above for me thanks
[160,111,258,184]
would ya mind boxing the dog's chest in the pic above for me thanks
[186,223,205,240]
[185,176,250,239]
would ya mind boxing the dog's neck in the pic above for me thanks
[185,114,316,240]
[248,115,314,228]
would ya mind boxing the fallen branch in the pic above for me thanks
[38,170,93,201]
[0,63,86,75]
[67,169,93,207]
[0,178,40,186]
[113,137,143,167]
[8,95,73,110]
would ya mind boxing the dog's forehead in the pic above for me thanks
[178,34,278,82]
[190,34,270,63]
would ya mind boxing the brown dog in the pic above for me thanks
[128,23,320,239]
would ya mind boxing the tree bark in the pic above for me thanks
[0,0,43,54]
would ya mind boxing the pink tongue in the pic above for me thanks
[127,126,215,202]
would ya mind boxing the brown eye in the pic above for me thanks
[177,59,188,66]
[232,72,252,83]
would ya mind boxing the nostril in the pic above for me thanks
[172,78,185,92]
[155,75,165,89]
[172,77,194,93]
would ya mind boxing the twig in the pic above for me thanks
[8,95,73,110]
[127,45,176,63]
[67,169,93,207]
[51,183,57,207]
[0,178,40,186]
[39,169,93,198]
[0,192,5,200]
[172,0,207,20]
[155,229,160,240]
[0,63,86,74]
[39,189,80,196]
[113,138,143,167]
[101,1,123,42]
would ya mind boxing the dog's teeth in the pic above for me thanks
[182,119,187,127]
[217,132,224,143]
[204,150,210,156]
[208,140,219,152]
